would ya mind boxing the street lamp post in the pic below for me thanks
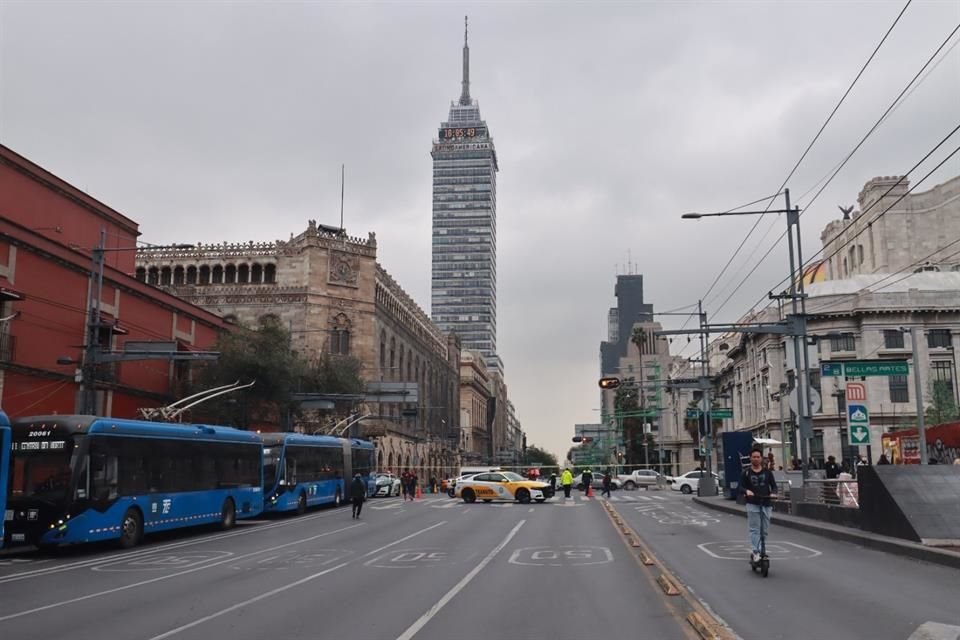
[78,230,196,415]
[683,189,815,481]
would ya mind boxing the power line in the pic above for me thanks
[731,120,960,321]
[695,0,913,311]
[705,21,960,323]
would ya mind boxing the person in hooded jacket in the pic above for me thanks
[350,473,367,519]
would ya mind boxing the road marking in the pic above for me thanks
[0,507,346,584]
[148,521,447,640]
[394,519,525,640]
[698,540,822,560]
[0,522,365,622]
[508,546,613,567]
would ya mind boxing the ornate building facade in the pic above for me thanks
[135,221,461,478]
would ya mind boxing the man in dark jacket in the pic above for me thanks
[739,447,777,563]
[350,474,367,519]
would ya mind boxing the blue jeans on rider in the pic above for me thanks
[746,503,772,554]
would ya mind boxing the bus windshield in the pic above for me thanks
[10,439,76,502]
[263,446,281,490]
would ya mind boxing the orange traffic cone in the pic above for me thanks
[586,485,593,498]
[416,485,423,499]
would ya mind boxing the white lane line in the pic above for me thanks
[0,522,365,622]
[528,508,535,512]
[0,508,345,584]
[394,519,526,640]
[147,521,448,640]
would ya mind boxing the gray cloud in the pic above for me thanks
[2,1,958,461]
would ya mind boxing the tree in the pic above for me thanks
[926,380,959,426]
[525,445,559,469]
[190,316,306,429]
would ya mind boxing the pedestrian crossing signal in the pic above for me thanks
[598,377,621,390]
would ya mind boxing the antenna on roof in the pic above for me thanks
[340,164,345,233]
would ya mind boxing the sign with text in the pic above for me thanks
[821,360,908,377]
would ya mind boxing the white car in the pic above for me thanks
[373,473,401,497]
[618,469,664,490]
[667,470,720,494]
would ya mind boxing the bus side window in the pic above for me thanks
[76,454,90,500]
[286,458,297,486]
[92,453,119,501]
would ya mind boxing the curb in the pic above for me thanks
[601,500,735,640]
[692,497,960,570]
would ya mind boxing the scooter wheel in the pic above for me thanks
[761,559,769,577]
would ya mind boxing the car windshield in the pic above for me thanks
[500,471,524,481]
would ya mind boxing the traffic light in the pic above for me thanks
[598,377,621,390]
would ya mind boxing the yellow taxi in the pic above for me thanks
[455,471,554,504]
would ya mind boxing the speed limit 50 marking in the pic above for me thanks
[508,546,613,567]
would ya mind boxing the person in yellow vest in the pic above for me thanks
[560,468,574,499]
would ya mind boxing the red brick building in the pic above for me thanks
[0,144,228,419]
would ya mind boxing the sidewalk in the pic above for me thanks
[693,495,960,570]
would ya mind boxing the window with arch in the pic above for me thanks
[238,264,249,284]
[251,264,263,284]
[380,331,387,368]
[148,267,159,285]
[329,313,351,355]
[225,264,237,284]
[135,267,147,282]
[212,265,224,284]
[199,265,211,284]
[173,266,185,285]
[186,266,198,285]
[264,264,277,284]
[161,267,172,285]
[390,337,396,372]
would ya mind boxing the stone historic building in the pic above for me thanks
[459,350,491,461]
[135,220,461,478]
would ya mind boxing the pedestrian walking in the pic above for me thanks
[401,469,412,501]
[350,473,366,519]
[601,469,612,498]
[560,468,574,499]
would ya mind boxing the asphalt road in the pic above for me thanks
[608,490,960,640]
[0,494,695,640]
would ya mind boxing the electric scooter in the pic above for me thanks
[749,511,770,577]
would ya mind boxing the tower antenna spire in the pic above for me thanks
[459,16,471,105]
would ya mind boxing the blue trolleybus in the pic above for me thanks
[0,410,10,549]
[262,434,375,514]
[3,415,263,549]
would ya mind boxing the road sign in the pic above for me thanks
[820,360,908,377]
[712,408,733,419]
[850,425,871,445]
[845,382,867,402]
[686,409,700,419]
[821,362,844,377]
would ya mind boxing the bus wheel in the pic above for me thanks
[220,498,236,530]
[297,493,307,515]
[119,508,143,549]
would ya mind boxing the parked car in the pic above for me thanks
[373,472,401,497]
[573,473,621,491]
[617,469,664,490]
[666,470,720,494]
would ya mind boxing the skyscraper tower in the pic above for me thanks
[431,17,501,373]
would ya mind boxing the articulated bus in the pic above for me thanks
[262,434,375,514]
[0,410,10,549]
[4,415,263,549]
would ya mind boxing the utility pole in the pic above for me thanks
[697,300,717,496]
[910,326,929,464]
[82,229,107,415]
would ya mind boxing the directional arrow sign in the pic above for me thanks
[850,425,871,445]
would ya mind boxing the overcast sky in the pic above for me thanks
[2,1,959,461]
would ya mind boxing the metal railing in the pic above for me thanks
[795,478,859,508]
